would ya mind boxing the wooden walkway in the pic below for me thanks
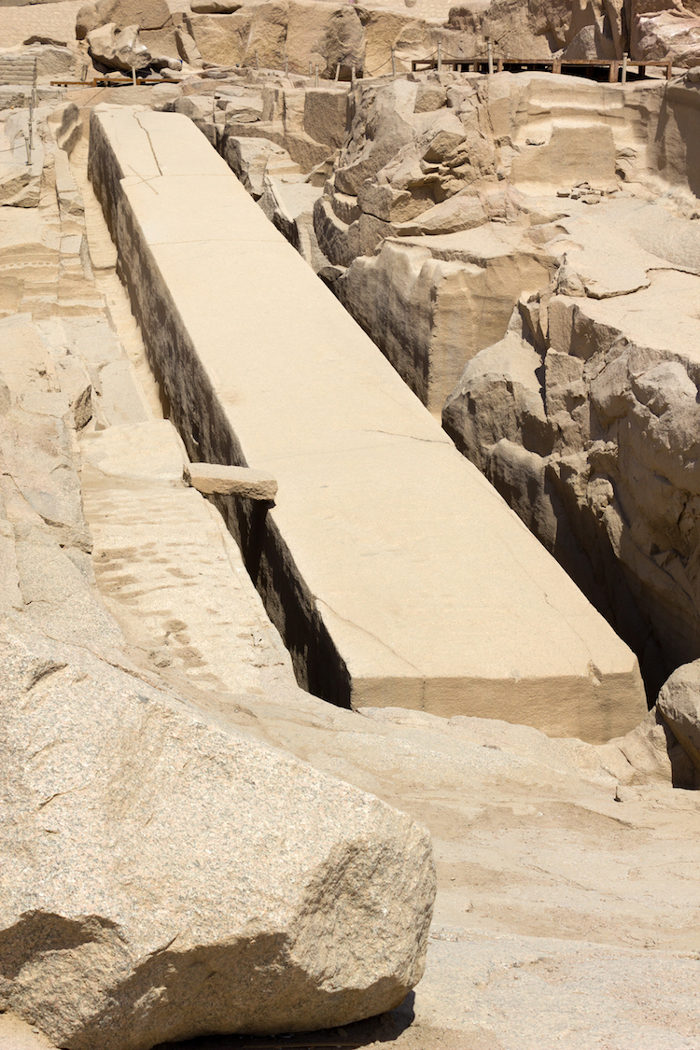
[50,76,167,87]
[411,55,674,83]
[46,58,675,89]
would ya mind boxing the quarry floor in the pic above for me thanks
[2,84,700,1050]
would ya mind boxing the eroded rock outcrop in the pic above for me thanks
[633,0,700,66]
[336,221,554,411]
[443,239,700,694]
[446,0,623,61]
[313,74,624,408]
[183,0,446,78]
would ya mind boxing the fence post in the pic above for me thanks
[27,58,37,160]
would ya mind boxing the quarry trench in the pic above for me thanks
[52,67,700,730]
[84,101,649,742]
[173,69,700,704]
[53,91,700,1039]
[70,66,700,713]
[2,60,700,1050]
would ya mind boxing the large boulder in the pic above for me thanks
[317,6,365,78]
[87,22,152,71]
[78,0,190,68]
[0,618,435,1050]
[657,659,700,774]
[285,0,335,73]
[634,5,700,66]
[87,21,184,71]
[186,2,289,69]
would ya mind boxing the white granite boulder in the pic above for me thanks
[87,22,152,71]
[0,620,435,1050]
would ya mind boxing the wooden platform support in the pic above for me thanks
[410,56,674,82]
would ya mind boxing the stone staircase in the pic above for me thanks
[0,96,160,433]
[0,139,108,321]
[0,55,37,87]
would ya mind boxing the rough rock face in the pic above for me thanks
[446,0,623,60]
[0,620,435,1050]
[314,74,635,278]
[313,75,619,408]
[443,251,700,695]
[222,133,297,196]
[185,0,457,78]
[318,6,365,78]
[77,0,174,39]
[633,0,700,65]
[336,223,553,411]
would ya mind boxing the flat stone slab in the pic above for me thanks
[88,106,646,741]
[186,461,278,500]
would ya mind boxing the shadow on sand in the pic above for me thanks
[154,993,415,1050]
